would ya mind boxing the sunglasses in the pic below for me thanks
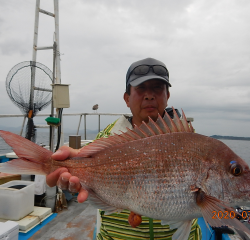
[132,65,169,77]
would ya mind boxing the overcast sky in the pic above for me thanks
[0,0,249,138]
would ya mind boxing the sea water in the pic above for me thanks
[220,139,250,166]
[0,133,249,166]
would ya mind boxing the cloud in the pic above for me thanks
[0,0,249,138]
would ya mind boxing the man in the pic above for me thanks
[46,58,201,239]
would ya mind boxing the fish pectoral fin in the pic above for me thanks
[163,220,192,240]
[161,220,170,226]
[196,189,250,235]
[162,220,185,229]
[87,190,123,215]
[128,211,142,228]
[161,220,193,240]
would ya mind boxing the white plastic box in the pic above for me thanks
[0,221,19,240]
[0,180,35,220]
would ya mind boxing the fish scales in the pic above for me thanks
[64,132,215,221]
[1,108,250,239]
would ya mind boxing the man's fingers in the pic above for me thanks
[56,172,73,190]
[68,176,81,193]
[52,146,80,160]
[46,168,69,187]
[77,188,89,203]
[56,173,88,203]
[46,145,87,203]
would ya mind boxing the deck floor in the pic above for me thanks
[24,198,250,240]
[29,198,97,240]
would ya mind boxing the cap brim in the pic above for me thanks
[129,75,171,87]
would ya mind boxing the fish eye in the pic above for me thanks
[229,161,242,176]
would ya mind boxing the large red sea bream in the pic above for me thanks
[1,108,250,240]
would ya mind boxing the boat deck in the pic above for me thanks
[26,200,250,240]
[29,198,97,240]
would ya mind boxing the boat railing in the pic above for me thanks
[0,113,132,140]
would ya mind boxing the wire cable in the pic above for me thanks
[55,108,63,151]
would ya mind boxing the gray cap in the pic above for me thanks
[126,58,171,91]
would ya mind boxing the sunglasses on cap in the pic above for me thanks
[132,65,169,77]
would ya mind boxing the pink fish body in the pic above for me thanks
[1,108,250,240]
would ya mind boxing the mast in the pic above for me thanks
[32,0,63,151]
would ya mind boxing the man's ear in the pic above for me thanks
[167,91,170,100]
[123,92,130,108]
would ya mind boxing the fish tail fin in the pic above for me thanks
[0,130,53,175]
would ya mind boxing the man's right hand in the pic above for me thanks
[46,146,89,203]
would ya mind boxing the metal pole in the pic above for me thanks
[32,0,40,62]
[77,115,82,135]
[84,115,86,140]
[54,0,61,84]
[54,0,64,148]
[30,61,36,112]
[27,0,40,141]
[49,42,57,151]
[98,114,100,132]
[20,116,27,136]
[30,0,40,114]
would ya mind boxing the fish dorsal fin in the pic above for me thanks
[181,109,192,132]
[76,107,193,158]
[124,128,142,140]
[133,124,148,138]
[173,109,185,132]
[155,113,171,133]
[140,121,156,136]
[148,117,164,134]
[163,109,179,132]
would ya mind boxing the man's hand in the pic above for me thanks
[46,146,88,203]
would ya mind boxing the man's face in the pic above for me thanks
[124,79,170,126]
